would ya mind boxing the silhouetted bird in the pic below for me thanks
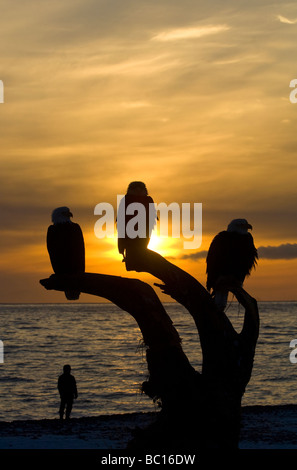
[47,206,85,300]
[58,364,78,420]
[206,218,258,311]
[117,181,157,260]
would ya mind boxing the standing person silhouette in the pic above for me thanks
[58,364,78,420]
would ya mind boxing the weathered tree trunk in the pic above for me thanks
[124,248,260,449]
[40,273,201,448]
[40,247,259,450]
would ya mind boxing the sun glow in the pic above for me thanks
[148,232,180,257]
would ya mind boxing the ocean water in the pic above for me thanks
[0,301,296,422]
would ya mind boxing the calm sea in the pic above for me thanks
[0,301,296,422]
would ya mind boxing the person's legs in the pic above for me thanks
[65,398,73,419]
[59,398,66,419]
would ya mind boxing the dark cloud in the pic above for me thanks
[170,250,208,261]
[180,250,208,260]
[176,243,297,261]
[257,243,297,260]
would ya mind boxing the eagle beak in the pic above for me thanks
[69,212,73,218]
[247,223,252,230]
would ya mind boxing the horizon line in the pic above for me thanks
[0,300,296,305]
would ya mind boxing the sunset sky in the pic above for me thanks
[1,0,297,302]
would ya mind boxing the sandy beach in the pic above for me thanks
[0,406,297,468]
[0,405,297,450]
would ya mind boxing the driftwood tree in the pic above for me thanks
[40,247,259,450]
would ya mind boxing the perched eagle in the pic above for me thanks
[206,218,258,311]
[117,181,157,260]
[47,207,85,300]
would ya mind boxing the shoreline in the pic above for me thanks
[1,405,297,449]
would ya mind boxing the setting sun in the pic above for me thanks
[0,1,296,302]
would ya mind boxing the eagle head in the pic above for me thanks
[51,206,73,224]
[126,181,148,196]
[227,218,253,234]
